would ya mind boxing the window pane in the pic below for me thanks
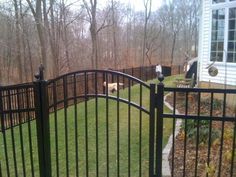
[212,20,217,30]
[218,42,224,51]
[227,53,233,62]
[211,9,225,62]
[228,42,234,51]
[211,42,217,51]
[218,30,224,40]
[216,52,223,61]
[212,0,225,3]
[229,20,235,29]
[228,31,235,40]
[219,10,225,19]
[212,31,217,40]
[227,8,236,63]
[229,8,236,19]
[211,52,216,61]
[218,20,224,28]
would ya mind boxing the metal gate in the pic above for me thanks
[34,66,161,177]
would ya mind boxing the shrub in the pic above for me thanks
[183,120,220,144]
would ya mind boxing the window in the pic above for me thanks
[210,1,236,63]
[227,8,236,62]
[213,0,225,3]
[210,9,225,62]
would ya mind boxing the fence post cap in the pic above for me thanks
[35,64,44,81]
[158,73,164,83]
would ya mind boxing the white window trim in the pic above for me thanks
[209,0,236,65]
[212,0,236,7]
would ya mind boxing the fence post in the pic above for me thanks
[139,67,142,80]
[34,65,51,177]
[149,84,156,177]
[156,74,164,177]
[0,89,4,132]
[145,67,148,81]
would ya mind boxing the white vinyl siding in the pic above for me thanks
[198,0,236,86]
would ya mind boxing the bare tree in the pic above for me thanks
[83,0,112,69]
[142,0,152,66]
[13,0,23,82]
[26,0,48,76]
[111,0,118,69]
[0,0,200,83]
[83,0,98,68]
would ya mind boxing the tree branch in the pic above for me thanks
[25,0,36,17]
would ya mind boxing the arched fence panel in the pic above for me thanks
[46,70,153,177]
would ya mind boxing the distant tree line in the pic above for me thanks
[0,0,200,84]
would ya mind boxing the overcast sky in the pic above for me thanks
[96,0,163,11]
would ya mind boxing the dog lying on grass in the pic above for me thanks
[103,82,124,93]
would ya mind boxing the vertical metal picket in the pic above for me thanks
[156,75,164,177]
[34,65,51,177]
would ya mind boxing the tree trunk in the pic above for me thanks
[111,0,118,69]
[171,32,177,67]
[26,0,48,77]
[61,0,71,72]
[49,0,60,77]
[13,0,23,83]
[86,0,98,69]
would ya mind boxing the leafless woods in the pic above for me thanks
[0,0,200,84]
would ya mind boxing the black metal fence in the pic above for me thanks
[157,86,236,177]
[0,65,170,131]
[0,65,235,177]
[0,65,168,177]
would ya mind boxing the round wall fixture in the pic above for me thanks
[208,66,218,77]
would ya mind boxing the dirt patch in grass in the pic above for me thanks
[165,93,236,177]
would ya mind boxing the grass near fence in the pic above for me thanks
[0,75,182,177]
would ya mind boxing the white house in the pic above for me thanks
[198,0,236,89]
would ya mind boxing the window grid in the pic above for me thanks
[213,0,225,3]
[211,9,225,62]
[227,7,236,62]
[210,2,236,63]
[213,0,236,4]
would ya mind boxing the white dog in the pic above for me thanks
[103,82,124,93]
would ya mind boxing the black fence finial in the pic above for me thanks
[35,64,45,81]
[158,73,164,83]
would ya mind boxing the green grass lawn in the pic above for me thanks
[0,75,181,177]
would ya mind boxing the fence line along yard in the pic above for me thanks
[0,65,171,131]
[0,65,235,177]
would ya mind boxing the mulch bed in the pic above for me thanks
[165,93,236,177]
